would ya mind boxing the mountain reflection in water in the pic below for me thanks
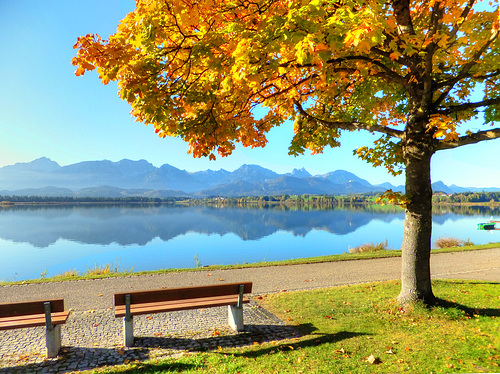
[0,204,497,281]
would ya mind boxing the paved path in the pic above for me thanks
[1,248,499,311]
[0,248,498,373]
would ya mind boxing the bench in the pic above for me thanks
[114,282,253,346]
[0,299,70,357]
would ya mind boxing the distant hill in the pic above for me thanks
[0,158,498,198]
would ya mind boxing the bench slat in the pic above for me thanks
[0,311,70,331]
[115,295,250,317]
[114,282,253,306]
[0,299,65,318]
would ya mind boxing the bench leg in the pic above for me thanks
[45,324,62,358]
[123,316,134,347]
[228,305,244,332]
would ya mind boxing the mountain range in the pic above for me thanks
[0,157,498,198]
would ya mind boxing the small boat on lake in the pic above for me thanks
[477,219,499,230]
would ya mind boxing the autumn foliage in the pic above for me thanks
[73,0,500,304]
[73,0,500,163]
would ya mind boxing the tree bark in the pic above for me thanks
[398,137,436,305]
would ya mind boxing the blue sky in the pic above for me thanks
[0,0,499,187]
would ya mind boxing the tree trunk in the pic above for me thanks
[398,140,436,305]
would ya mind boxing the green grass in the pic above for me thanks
[90,279,499,373]
[1,242,498,285]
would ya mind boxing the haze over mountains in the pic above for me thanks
[0,158,498,198]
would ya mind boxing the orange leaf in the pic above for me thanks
[75,66,86,76]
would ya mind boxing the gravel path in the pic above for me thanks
[0,248,498,373]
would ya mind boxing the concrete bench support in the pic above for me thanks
[123,316,134,347]
[45,323,62,358]
[44,301,62,358]
[228,305,243,332]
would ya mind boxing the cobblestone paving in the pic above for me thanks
[0,301,299,373]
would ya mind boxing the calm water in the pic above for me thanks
[0,204,498,281]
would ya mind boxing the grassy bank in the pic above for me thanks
[92,279,499,373]
[2,243,498,286]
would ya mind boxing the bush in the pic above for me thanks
[433,237,474,248]
[349,239,390,253]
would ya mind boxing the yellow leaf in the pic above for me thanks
[344,28,365,47]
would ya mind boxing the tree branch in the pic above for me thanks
[326,55,406,85]
[436,97,500,115]
[434,28,500,105]
[447,0,476,43]
[436,127,500,150]
[293,99,405,139]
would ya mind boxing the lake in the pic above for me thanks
[0,204,498,282]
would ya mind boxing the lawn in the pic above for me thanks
[93,279,499,373]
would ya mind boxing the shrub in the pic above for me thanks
[84,259,134,276]
[433,237,474,248]
[349,239,390,254]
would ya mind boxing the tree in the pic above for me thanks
[73,0,500,305]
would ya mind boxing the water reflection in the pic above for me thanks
[0,204,409,247]
[0,204,498,281]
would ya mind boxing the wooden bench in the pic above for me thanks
[0,299,70,357]
[114,282,253,346]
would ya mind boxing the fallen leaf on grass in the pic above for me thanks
[213,330,220,336]
[366,354,381,364]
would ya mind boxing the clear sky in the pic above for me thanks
[1,0,499,188]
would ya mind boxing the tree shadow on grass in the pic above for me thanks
[95,360,198,374]
[433,298,500,318]
[133,323,302,351]
[222,331,369,359]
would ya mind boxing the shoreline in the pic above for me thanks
[2,244,498,287]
